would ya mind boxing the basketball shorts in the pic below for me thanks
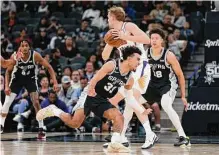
[132,60,151,94]
[143,85,177,105]
[9,77,38,94]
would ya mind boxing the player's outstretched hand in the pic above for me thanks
[13,47,23,61]
[5,86,11,96]
[88,85,96,97]
[182,97,188,112]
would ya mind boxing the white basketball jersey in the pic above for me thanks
[117,22,147,63]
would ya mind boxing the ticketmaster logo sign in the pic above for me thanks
[188,102,219,111]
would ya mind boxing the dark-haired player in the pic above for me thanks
[36,46,148,152]
[144,28,190,147]
[0,40,58,138]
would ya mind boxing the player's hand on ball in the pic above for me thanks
[5,86,11,96]
[112,29,125,40]
[88,85,96,97]
[182,97,188,112]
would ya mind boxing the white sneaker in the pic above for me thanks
[17,123,24,132]
[103,135,129,148]
[13,115,21,122]
[107,142,131,153]
[141,132,158,149]
[36,105,57,120]
[21,110,31,119]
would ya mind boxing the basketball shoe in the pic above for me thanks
[174,136,191,147]
[36,105,57,121]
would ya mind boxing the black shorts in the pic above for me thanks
[143,85,171,105]
[84,95,116,118]
[10,78,38,94]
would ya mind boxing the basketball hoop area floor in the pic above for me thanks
[1,131,219,155]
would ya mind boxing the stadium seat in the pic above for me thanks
[68,11,82,21]
[12,25,25,32]
[34,12,47,18]
[60,18,76,25]
[52,12,65,18]
[26,18,40,25]
[70,63,83,70]
[69,56,86,65]
[17,11,31,18]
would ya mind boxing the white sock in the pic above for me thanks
[121,102,134,136]
[111,132,121,143]
[0,116,6,127]
[38,120,44,128]
[143,120,152,135]
[1,93,17,114]
[161,93,186,137]
[53,108,63,117]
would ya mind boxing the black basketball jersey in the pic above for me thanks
[147,48,177,88]
[10,50,38,81]
[95,59,131,98]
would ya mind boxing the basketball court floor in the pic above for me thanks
[1,131,219,155]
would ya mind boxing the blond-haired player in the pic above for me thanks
[102,6,158,149]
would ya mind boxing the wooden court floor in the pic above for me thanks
[1,132,219,155]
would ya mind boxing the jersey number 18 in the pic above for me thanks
[154,71,162,78]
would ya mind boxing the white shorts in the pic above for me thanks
[71,86,88,113]
[132,60,151,94]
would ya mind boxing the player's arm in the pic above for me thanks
[4,55,16,95]
[101,44,114,61]
[166,51,188,110]
[112,22,150,44]
[1,56,13,68]
[88,61,115,96]
[34,52,59,91]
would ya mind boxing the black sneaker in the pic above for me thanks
[0,125,4,134]
[37,128,46,139]
[174,136,191,147]
[104,135,112,142]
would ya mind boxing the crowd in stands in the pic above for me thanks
[1,1,210,133]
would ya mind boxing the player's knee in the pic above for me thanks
[69,117,82,128]
[114,112,124,123]
[151,103,160,111]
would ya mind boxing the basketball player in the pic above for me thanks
[36,46,148,152]
[0,40,58,138]
[114,28,191,147]
[0,56,13,111]
[102,6,158,149]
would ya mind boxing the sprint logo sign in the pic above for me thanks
[204,61,219,85]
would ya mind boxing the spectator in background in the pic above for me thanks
[72,77,88,105]
[33,28,50,51]
[1,0,16,14]
[1,32,14,59]
[78,68,85,79]
[50,48,62,82]
[58,76,75,113]
[36,16,50,32]
[51,0,68,17]
[41,90,68,131]
[120,1,136,20]
[49,26,66,49]
[87,54,102,70]
[59,36,78,58]
[38,76,50,104]
[47,16,62,35]
[172,7,186,29]
[38,0,49,14]
[4,11,19,33]
[91,9,108,31]
[162,14,175,34]
[12,88,30,132]
[82,1,100,25]
[69,1,84,15]
[73,18,98,43]
[84,61,95,81]
[173,28,186,40]
[71,70,81,89]
[149,1,168,22]
[14,28,32,47]
[63,66,72,77]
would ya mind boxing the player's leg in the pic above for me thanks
[160,88,190,147]
[151,103,161,131]
[0,81,19,133]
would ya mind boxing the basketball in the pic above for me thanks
[104,29,127,48]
